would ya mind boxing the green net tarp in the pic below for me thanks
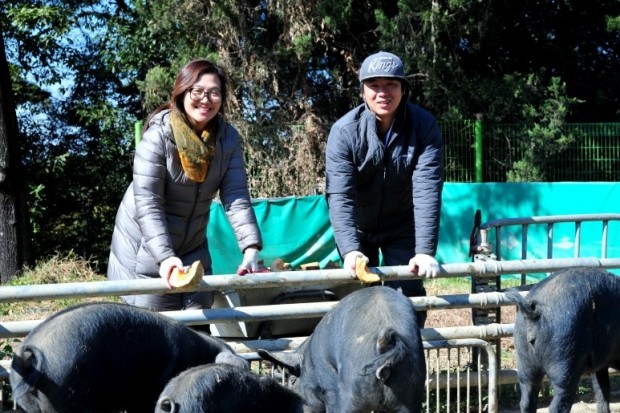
[208,195,340,273]
[208,182,620,275]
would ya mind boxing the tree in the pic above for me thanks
[2,0,619,270]
[3,1,138,271]
[0,21,31,281]
[373,0,616,180]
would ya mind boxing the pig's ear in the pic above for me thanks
[215,351,249,370]
[10,347,42,399]
[156,396,178,413]
[257,349,302,376]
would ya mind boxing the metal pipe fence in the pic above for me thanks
[424,339,498,413]
[243,339,500,413]
[1,257,620,412]
[1,257,618,303]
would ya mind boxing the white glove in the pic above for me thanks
[237,247,260,275]
[343,250,368,279]
[159,256,184,288]
[409,253,440,278]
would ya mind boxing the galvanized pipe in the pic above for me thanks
[220,323,515,354]
[0,304,515,340]
[170,290,521,324]
[479,213,620,229]
[0,257,618,303]
[423,339,498,413]
[0,290,521,338]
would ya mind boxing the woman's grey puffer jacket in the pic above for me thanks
[107,110,262,281]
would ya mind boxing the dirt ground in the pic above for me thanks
[500,394,620,412]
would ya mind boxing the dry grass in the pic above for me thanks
[0,252,119,323]
[425,277,517,327]
[424,277,518,370]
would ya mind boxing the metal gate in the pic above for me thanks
[469,213,620,333]
[469,212,620,393]
[245,338,498,413]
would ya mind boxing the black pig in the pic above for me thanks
[155,363,304,413]
[258,285,426,413]
[10,301,248,413]
[505,267,620,413]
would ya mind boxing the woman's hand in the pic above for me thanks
[159,256,184,289]
[237,247,260,275]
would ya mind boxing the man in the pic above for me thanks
[325,51,444,323]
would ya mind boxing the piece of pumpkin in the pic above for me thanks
[355,258,381,283]
[169,260,204,288]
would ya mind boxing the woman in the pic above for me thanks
[107,59,263,311]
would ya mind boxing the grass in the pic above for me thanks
[0,253,122,410]
[0,252,120,357]
[0,252,120,323]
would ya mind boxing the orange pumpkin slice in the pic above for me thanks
[355,258,381,283]
[169,260,204,288]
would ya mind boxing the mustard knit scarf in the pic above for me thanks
[170,111,216,182]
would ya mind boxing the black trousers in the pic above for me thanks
[360,229,428,326]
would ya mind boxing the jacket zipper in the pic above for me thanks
[181,183,200,249]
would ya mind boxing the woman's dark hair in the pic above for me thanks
[145,59,229,129]
[170,59,229,116]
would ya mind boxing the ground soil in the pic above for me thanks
[500,390,620,412]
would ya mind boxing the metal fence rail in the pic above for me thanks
[478,213,620,261]
[1,257,619,303]
[2,256,620,412]
[471,214,620,330]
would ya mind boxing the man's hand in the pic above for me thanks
[409,253,440,278]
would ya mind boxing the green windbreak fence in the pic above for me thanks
[207,182,620,275]
[443,121,620,182]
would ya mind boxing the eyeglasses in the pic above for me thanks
[188,87,223,103]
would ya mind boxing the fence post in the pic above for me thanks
[474,115,483,182]
[135,121,144,148]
